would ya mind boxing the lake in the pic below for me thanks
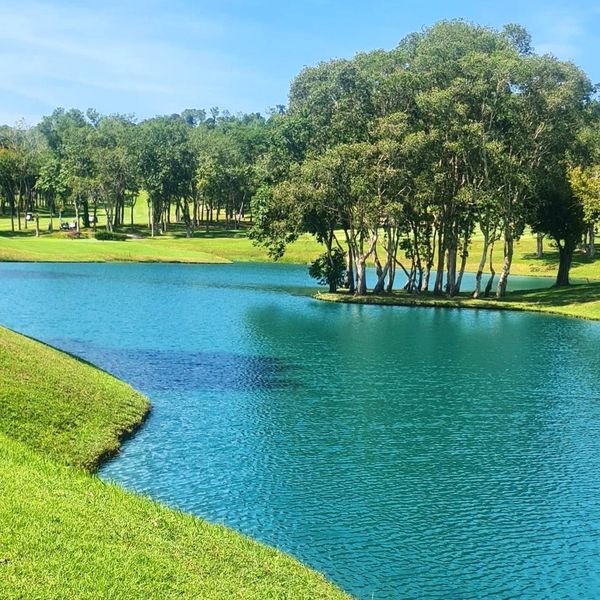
[1,262,600,599]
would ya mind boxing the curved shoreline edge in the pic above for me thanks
[315,284,600,322]
[3,326,153,472]
[0,325,349,599]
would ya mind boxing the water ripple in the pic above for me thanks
[0,262,599,598]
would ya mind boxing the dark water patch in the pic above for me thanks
[47,338,295,393]
[0,268,89,280]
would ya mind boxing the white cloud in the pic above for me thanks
[534,9,594,60]
[0,0,267,122]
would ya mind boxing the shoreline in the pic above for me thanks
[0,325,347,598]
[315,286,600,322]
[4,326,154,472]
[2,255,597,283]
[1,231,600,282]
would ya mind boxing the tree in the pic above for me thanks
[568,166,600,258]
[135,117,195,237]
[529,169,585,286]
[92,116,139,231]
[309,248,346,292]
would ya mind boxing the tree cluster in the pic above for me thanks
[0,108,269,237]
[251,21,600,294]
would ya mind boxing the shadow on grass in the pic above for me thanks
[509,283,600,307]
[521,251,597,269]
[0,225,251,242]
[0,230,43,238]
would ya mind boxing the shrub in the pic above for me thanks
[308,248,346,292]
[95,231,127,241]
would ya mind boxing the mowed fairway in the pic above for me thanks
[0,204,324,264]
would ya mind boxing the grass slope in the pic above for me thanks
[0,326,348,599]
[0,327,149,471]
[317,283,600,321]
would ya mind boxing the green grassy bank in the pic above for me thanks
[0,326,348,599]
[1,227,600,281]
[317,283,600,321]
[0,230,323,265]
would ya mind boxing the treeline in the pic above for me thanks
[0,107,273,236]
[1,20,599,296]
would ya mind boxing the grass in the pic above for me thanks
[0,326,348,599]
[0,327,149,471]
[0,229,323,265]
[1,208,600,281]
[317,282,600,321]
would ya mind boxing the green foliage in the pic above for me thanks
[569,165,600,225]
[95,231,128,241]
[249,184,300,259]
[309,248,346,291]
[251,19,597,294]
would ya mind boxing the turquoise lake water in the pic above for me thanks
[1,262,600,598]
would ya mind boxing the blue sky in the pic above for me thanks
[1,0,599,125]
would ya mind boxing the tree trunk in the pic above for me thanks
[82,198,90,228]
[74,201,80,233]
[105,205,114,233]
[472,237,489,299]
[373,259,390,294]
[446,246,457,296]
[496,236,513,298]
[343,230,355,293]
[536,232,544,259]
[386,260,396,293]
[556,242,574,287]
[433,229,445,295]
[484,271,495,297]
[9,192,15,233]
[180,199,193,238]
[351,230,377,296]
[484,243,496,297]
[589,224,595,259]
[150,199,155,237]
[235,196,245,229]
[345,249,355,293]
[355,259,367,296]
[455,248,468,295]
[422,268,431,293]
[324,234,337,293]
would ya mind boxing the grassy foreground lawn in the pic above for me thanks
[0,326,348,599]
[317,283,600,321]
